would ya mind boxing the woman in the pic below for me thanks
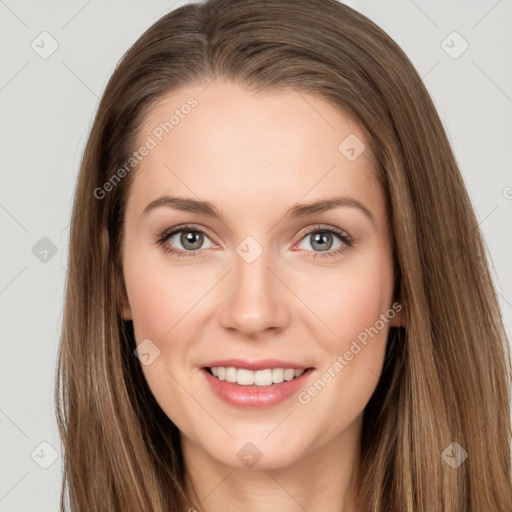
[55,0,512,510]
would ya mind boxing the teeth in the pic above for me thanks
[226,367,237,382]
[284,369,295,381]
[209,367,306,386]
[237,369,254,385]
[272,368,284,384]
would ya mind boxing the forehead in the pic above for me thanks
[127,79,383,222]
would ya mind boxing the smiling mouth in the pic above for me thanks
[205,366,313,387]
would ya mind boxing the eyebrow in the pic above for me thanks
[141,195,376,227]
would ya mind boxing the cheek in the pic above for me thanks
[295,251,394,417]
[122,255,203,429]
[332,274,390,348]
[123,248,204,342]
[125,273,172,342]
[301,252,394,351]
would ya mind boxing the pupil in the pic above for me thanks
[312,232,332,251]
[181,231,203,250]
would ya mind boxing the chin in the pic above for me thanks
[201,432,310,470]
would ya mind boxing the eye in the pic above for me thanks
[156,223,354,259]
[156,224,214,258]
[294,225,353,260]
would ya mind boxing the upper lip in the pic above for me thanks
[202,358,312,371]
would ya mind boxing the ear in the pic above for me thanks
[121,303,132,321]
[389,313,401,328]
[389,279,404,328]
[119,282,132,321]
[115,262,132,321]
[389,302,405,328]
[106,226,132,321]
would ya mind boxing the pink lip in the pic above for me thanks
[202,358,310,371]
[201,367,315,409]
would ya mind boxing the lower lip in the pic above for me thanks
[201,367,314,408]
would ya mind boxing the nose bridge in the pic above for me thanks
[219,237,289,335]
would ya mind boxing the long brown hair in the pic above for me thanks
[55,0,512,510]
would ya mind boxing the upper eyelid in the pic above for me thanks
[160,224,216,244]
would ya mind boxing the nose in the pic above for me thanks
[219,249,291,337]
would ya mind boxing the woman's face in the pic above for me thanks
[121,79,398,469]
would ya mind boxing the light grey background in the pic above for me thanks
[1,1,511,510]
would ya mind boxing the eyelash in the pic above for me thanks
[155,223,354,260]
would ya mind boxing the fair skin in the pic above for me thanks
[121,79,399,512]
